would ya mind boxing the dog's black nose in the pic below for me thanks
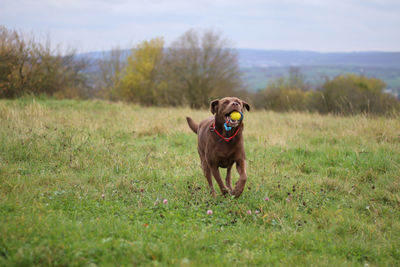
[232,102,239,106]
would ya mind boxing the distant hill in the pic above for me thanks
[80,49,400,93]
[237,50,400,93]
[237,49,400,68]
[241,65,400,95]
[81,49,400,67]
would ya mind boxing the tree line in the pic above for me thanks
[0,26,89,99]
[252,67,400,115]
[96,29,242,108]
[1,25,399,115]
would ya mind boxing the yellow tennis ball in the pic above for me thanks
[230,111,241,121]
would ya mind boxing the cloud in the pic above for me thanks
[1,0,399,52]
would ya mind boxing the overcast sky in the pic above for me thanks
[1,0,400,52]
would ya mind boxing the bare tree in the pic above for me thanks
[288,67,308,91]
[163,29,242,108]
[96,46,127,101]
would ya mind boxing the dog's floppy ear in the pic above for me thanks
[210,99,219,114]
[242,101,250,111]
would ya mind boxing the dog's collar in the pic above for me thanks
[211,122,241,142]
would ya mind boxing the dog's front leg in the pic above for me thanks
[203,165,216,197]
[233,159,247,197]
[210,166,230,195]
[225,163,234,193]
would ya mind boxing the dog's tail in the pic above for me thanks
[186,117,198,134]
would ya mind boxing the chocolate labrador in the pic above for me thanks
[186,97,250,197]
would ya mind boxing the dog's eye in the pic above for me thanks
[223,100,229,105]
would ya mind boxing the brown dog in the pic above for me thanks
[186,97,250,197]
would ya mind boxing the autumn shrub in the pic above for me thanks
[320,74,400,115]
[253,73,400,115]
[0,26,89,99]
[120,38,166,106]
[252,68,314,112]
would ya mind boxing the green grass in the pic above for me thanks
[1,97,400,266]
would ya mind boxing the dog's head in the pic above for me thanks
[210,97,250,128]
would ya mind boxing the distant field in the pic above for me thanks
[242,66,400,93]
[1,97,400,266]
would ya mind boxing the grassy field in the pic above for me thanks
[1,97,400,266]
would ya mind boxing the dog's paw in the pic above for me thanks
[226,185,233,193]
[232,188,244,198]
[221,187,230,196]
[210,190,217,198]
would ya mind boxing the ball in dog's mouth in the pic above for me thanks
[225,112,241,128]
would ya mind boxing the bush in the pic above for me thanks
[253,72,400,115]
[120,38,165,106]
[0,26,89,99]
[320,74,399,115]
[253,68,314,112]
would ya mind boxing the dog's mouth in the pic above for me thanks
[224,110,242,128]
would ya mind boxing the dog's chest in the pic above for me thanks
[212,148,237,167]
[217,157,234,168]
